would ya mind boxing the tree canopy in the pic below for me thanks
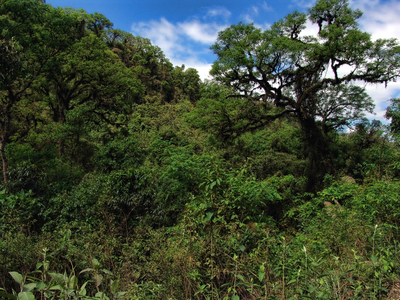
[210,0,400,189]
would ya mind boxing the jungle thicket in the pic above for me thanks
[1,0,400,299]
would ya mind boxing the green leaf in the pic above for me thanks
[239,245,245,252]
[17,292,34,300]
[258,265,265,281]
[114,292,127,298]
[232,295,240,300]
[92,258,100,269]
[68,275,78,290]
[0,291,17,300]
[48,273,65,285]
[35,282,46,291]
[79,288,87,296]
[80,281,89,292]
[205,212,214,221]
[110,279,119,295]
[236,274,244,281]
[258,271,264,281]
[95,291,110,300]
[9,272,23,286]
[100,269,113,275]
[22,283,36,293]
[210,181,216,190]
[79,268,94,274]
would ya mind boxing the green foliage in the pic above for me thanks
[386,97,400,143]
[351,180,400,226]
[0,189,40,233]
[2,250,125,300]
[40,174,105,230]
[93,136,144,173]
[2,1,400,300]
[102,168,155,226]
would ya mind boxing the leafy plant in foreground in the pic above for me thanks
[0,249,125,300]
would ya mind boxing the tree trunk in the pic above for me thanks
[0,140,8,184]
[57,92,67,158]
[299,115,333,192]
[0,101,12,185]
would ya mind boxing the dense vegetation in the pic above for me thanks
[1,0,400,299]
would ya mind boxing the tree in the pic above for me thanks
[171,65,201,103]
[41,33,142,157]
[315,84,374,134]
[0,0,82,183]
[210,0,400,190]
[104,30,175,103]
[386,98,400,137]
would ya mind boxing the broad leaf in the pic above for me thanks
[17,292,34,300]
[68,275,78,290]
[35,282,46,291]
[110,279,119,295]
[92,258,100,269]
[22,283,36,293]
[95,292,110,300]
[48,273,65,285]
[94,274,103,288]
[100,269,113,275]
[115,292,127,298]
[9,272,23,286]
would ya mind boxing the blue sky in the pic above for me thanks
[46,0,400,121]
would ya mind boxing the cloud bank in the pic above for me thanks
[131,8,229,80]
[350,0,400,120]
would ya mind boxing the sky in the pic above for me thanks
[46,0,400,121]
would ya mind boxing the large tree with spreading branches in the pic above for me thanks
[210,0,400,190]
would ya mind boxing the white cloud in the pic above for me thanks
[262,2,273,11]
[364,81,400,122]
[242,13,255,23]
[132,18,182,59]
[240,3,273,27]
[205,7,231,19]
[290,0,315,8]
[173,57,213,81]
[241,14,254,23]
[178,20,226,44]
[349,0,400,120]
[299,19,320,37]
[131,15,227,80]
[351,0,400,42]
[240,5,260,23]
[251,5,259,15]
[257,22,272,30]
[131,17,225,58]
